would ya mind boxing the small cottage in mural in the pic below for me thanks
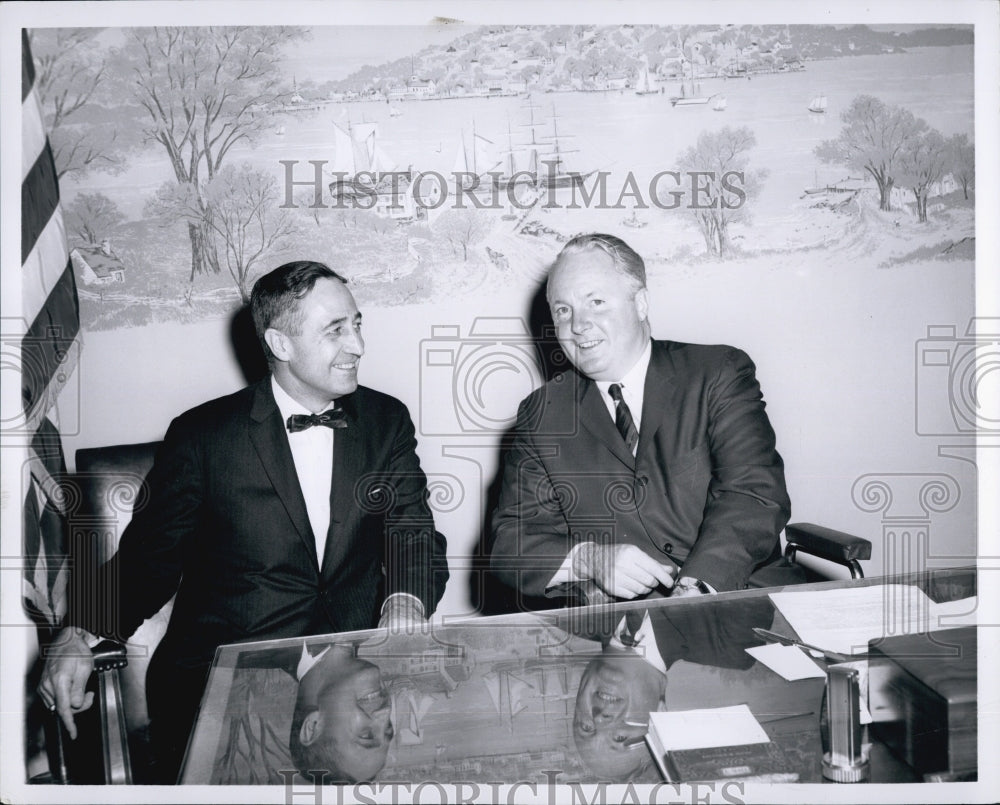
[70,240,126,286]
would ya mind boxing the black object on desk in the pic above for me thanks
[868,626,977,778]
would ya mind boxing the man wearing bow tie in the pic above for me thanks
[490,234,801,607]
[40,261,448,781]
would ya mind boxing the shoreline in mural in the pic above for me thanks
[31,26,973,331]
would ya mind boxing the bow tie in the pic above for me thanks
[286,408,347,433]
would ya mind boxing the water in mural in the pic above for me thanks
[30,25,973,331]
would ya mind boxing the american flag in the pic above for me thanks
[20,29,82,630]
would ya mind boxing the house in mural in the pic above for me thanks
[70,240,126,286]
[406,75,436,97]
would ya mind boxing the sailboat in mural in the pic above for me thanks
[635,67,657,96]
[712,95,727,112]
[670,58,711,106]
[329,120,421,221]
[808,94,828,113]
[534,103,595,190]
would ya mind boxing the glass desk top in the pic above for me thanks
[180,567,977,787]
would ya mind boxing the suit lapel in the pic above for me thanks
[322,393,363,577]
[637,341,676,459]
[579,377,635,469]
[249,380,318,570]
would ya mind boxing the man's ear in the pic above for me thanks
[299,710,323,747]
[264,327,290,362]
[634,288,649,323]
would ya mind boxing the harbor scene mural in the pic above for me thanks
[30,24,974,331]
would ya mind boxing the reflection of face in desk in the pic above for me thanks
[571,598,774,780]
[574,650,666,780]
[292,647,394,783]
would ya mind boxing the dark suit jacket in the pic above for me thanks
[71,378,448,683]
[490,340,799,601]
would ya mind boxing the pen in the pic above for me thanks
[751,627,866,663]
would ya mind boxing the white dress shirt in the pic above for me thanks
[547,341,651,589]
[272,377,334,568]
[271,378,424,619]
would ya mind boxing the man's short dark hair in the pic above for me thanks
[250,261,349,362]
[288,705,353,785]
[550,233,647,294]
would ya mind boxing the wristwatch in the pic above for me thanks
[673,576,712,595]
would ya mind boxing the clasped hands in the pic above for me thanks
[572,543,707,600]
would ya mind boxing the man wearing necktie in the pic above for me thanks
[41,260,448,781]
[490,233,801,607]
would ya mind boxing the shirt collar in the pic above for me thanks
[271,375,333,420]
[595,339,652,395]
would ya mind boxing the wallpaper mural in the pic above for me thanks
[30,24,974,331]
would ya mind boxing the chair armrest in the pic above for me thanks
[785,522,872,564]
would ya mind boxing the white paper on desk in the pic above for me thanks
[648,705,769,751]
[769,585,977,657]
[746,643,827,681]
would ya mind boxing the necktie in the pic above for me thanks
[286,408,347,433]
[608,384,639,454]
[620,608,646,647]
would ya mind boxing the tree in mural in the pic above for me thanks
[28,29,130,179]
[64,192,126,245]
[947,133,975,200]
[435,208,493,261]
[203,164,297,303]
[896,127,949,223]
[816,95,923,212]
[112,26,306,281]
[672,126,767,258]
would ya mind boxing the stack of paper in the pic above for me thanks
[768,584,976,657]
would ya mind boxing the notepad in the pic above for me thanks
[645,706,798,783]
[769,585,977,657]
[647,704,769,751]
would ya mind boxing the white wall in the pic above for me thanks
[62,252,979,616]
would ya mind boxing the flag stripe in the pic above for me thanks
[22,29,81,634]
[22,29,35,103]
[22,142,61,265]
[22,261,80,424]
[22,89,47,181]
[22,207,70,326]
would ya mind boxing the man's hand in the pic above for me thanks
[38,628,96,739]
[573,543,676,599]
[378,594,427,632]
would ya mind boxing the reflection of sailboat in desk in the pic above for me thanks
[808,94,828,113]
[396,690,436,746]
[484,667,537,732]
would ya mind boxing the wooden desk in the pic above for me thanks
[180,567,976,786]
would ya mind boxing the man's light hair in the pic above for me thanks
[548,233,647,299]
